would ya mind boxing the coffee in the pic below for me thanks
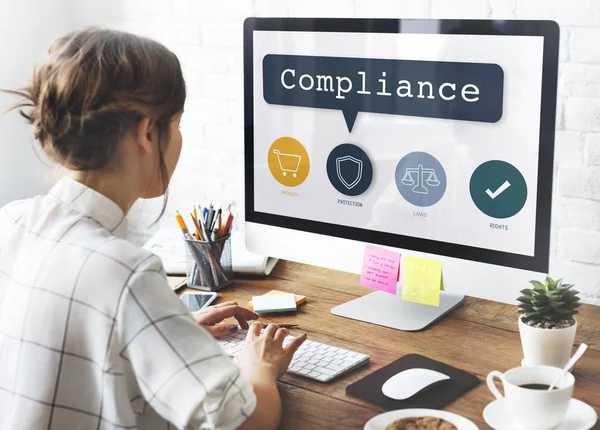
[487,367,574,430]
[519,383,556,390]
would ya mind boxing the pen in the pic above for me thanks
[274,324,299,329]
[206,208,215,233]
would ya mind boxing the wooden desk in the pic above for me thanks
[169,261,600,429]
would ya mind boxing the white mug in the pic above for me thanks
[486,366,574,430]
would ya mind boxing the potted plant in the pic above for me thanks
[517,276,581,368]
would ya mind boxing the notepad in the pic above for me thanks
[402,256,442,307]
[252,293,297,314]
[248,290,306,311]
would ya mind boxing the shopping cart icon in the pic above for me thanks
[272,149,302,178]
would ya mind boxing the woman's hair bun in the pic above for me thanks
[5,27,186,171]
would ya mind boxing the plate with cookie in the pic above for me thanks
[364,409,478,430]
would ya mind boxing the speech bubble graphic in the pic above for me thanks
[262,54,504,133]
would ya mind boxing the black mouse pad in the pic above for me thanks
[346,354,479,410]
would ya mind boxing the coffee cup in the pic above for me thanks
[486,365,574,430]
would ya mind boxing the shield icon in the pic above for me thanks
[336,156,363,190]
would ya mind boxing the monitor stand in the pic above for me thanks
[331,289,465,332]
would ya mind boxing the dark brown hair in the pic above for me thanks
[4,27,186,215]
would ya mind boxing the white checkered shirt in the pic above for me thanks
[0,178,256,430]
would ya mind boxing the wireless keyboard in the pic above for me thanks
[218,329,370,382]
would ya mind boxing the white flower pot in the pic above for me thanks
[518,317,577,368]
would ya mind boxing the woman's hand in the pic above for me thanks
[234,322,307,382]
[192,301,258,337]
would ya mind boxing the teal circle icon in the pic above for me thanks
[469,160,527,219]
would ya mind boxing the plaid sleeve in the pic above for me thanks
[115,255,257,430]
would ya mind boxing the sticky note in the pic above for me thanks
[402,256,442,307]
[248,290,306,311]
[360,244,400,294]
[252,293,297,314]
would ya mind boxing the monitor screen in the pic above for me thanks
[244,19,559,272]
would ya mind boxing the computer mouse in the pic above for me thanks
[382,368,450,400]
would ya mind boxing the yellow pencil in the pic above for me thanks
[175,211,192,239]
[190,212,204,240]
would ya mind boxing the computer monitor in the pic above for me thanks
[244,18,559,331]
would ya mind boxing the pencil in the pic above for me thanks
[225,213,234,235]
[198,212,212,242]
[175,211,192,239]
[222,211,231,237]
[216,210,222,238]
[190,212,205,241]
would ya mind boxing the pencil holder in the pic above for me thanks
[184,235,233,291]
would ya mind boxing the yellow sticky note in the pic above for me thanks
[402,256,442,307]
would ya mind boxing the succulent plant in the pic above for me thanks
[517,276,581,328]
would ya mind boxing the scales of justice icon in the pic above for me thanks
[400,164,441,194]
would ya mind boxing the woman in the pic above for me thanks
[0,27,305,430]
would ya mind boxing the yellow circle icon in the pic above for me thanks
[268,137,310,187]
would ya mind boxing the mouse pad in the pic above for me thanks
[346,353,479,410]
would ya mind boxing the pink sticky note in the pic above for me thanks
[360,244,400,294]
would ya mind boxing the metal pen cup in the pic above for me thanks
[184,235,233,291]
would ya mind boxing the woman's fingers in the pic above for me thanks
[235,315,250,330]
[248,322,263,340]
[263,323,280,339]
[274,328,289,345]
[211,301,238,308]
[203,323,239,338]
[284,334,308,358]
[198,305,258,326]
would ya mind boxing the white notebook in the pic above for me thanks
[143,226,279,276]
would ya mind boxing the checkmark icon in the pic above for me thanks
[486,180,511,199]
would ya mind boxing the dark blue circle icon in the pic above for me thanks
[326,144,373,196]
[395,152,447,207]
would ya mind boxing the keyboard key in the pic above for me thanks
[308,371,322,379]
[314,366,336,376]
[325,363,345,372]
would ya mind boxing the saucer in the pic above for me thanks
[483,398,597,430]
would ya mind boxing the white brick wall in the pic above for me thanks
[70,0,600,304]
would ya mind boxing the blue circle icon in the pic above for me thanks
[395,152,447,207]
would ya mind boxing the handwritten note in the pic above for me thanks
[360,245,400,294]
[402,256,442,306]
